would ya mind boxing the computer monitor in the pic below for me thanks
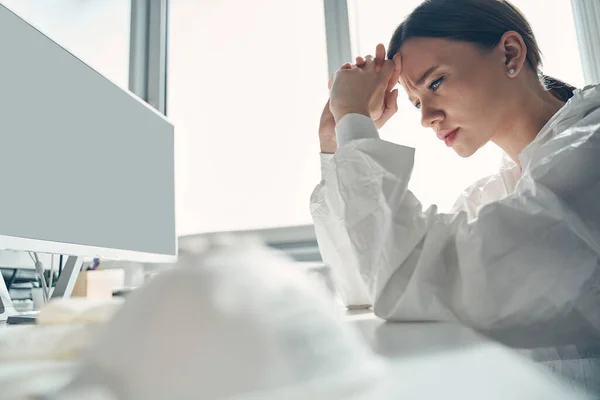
[0,5,176,320]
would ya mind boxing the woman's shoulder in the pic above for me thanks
[517,85,600,172]
[549,84,600,141]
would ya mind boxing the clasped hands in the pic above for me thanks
[330,43,402,125]
[318,43,402,154]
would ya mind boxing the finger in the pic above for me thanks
[375,43,385,73]
[363,54,376,71]
[384,88,399,112]
[378,59,395,85]
[356,56,366,68]
[387,53,402,91]
[375,43,385,63]
[392,87,400,103]
[380,54,402,92]
[375,88,399,129]
[341,62,353,70]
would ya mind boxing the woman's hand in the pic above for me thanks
[329,44,401,123]
[318,76,338,154]
[318,44,401,154]
[355,44,401,128]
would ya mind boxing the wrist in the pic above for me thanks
[319,131,337,154]
[332,108,370,123]
[320,144,336,154]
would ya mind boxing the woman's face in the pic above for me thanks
[398,37,514,157]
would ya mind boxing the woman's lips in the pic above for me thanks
[445,128,459,147]
[437,128,460,147]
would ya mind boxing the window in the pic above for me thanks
[0,0,130,88]
[348,0,584,211]
[168,0,329,235]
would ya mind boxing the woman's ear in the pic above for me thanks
[497,31,528,77]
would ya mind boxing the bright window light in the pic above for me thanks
[0,0,130,88]
[168,0,328,235]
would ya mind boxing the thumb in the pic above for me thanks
[386,88,399,110]
[378,60,395,86]
[375,88,399,129]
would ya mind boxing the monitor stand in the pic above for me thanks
[0,272,16,323]
[2,255,83,324]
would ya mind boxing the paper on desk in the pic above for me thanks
[0,299,124,362]
[0,324,96,361]
[37,298,124,325]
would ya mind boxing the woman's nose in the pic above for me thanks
[420,103,444,128]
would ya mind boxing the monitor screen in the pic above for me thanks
[0,5,176,263]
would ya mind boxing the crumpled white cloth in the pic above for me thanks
[55,238,385,400]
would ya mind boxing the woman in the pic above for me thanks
[311,0,600,391]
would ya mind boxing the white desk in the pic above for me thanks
[0,313,594,399]
[0,359,74,399]
[344,311,594,399]
[346,310,486,358]
[0,322,82,399]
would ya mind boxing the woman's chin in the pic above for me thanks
[452,142,477,158]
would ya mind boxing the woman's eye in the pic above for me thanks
[414,101,421,109]
[429,77,444,92]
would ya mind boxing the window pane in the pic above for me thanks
[509,0,584,88]
[348,0,584,211]
[0,0,130,87]
[168,0,328,235]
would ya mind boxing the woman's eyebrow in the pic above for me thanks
[416,65,440,87]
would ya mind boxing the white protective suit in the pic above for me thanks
[311,84,600,391]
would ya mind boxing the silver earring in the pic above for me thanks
[508,68,516,75]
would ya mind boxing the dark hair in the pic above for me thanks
[387,0,576,102]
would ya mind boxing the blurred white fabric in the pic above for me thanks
[57,237,384,399]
